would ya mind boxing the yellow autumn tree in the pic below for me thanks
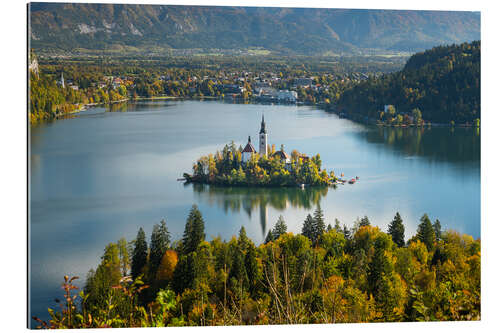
[156,250,178,282]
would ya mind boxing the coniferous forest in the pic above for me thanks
[33,205,480,328]
[337,41,480,124]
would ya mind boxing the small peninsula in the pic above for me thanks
[184,116,338,187]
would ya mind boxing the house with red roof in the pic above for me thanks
[242,136,257,163]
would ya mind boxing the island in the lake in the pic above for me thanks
[184,116,344,187]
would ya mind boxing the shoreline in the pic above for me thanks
[41,97,479,129]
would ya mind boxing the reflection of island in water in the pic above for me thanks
[190,183,329,236]
[359,126,480,164]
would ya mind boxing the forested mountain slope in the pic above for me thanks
[337,41,480,123]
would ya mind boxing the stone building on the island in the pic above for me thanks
[242,136,257,163]
[272,146,291,164]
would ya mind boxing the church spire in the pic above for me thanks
[60,71,65,89]
[260,114,266,134]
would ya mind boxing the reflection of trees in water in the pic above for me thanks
[360,126,480,163]
[107,101,175,113]
[190,183,329,236]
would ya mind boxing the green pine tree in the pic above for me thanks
[416,214,436,251]
[238,226,250,251]
[182,205,205,254]
[149,219,171,277]
[359,216,371,227]
[264,230,274,244]
[245,243,259,296]
[131,227,148,280]
[272,215,287,240]
[433,219,442,241]
[388,212,405,247]
[313,205,326,243]
[301,214,316,242]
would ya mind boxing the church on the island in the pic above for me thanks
[242,115,290,164]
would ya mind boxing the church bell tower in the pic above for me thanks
[259,115,268,156]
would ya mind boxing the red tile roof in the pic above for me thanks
[272,150,290,160]
[242,142,256,153]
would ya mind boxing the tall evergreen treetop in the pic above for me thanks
[272,215,287,240]
[416,213,436,251]
[182,204,205,254]
[433,219,442,241]
[238,226,249,250]
[264,230,274,244]
[359,216,371,227]
[131,227,148,280]
[313,205,326,241]
[388,212,405,247]
[301,214,316,242]
[150,219,171,276]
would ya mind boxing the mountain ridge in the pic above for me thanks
[29,3,480,55]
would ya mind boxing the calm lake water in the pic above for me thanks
[29,100,480,326]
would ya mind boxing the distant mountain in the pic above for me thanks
[29,3,480,55]
[337,41,480,123]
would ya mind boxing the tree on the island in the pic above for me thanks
[416,214,436,251]
[412,108,423,125]
[272,215,287,240]
[131,227,148,280]
[301,214,316,242]
[149,219,171,277]
[359,216,371,227]
[388,212,405,247]
[379,111,385,121]
[342,224,351,240]
[182,204,205,254]
[433,219,442,241]
[396,114,404,125]
[334,218,342,233]
[387,105,396,117]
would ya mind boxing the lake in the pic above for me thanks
[29,100,480,326]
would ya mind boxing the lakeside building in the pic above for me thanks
[255,88,297,103]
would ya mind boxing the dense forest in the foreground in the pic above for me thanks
[33,205,480,328]
[337,41,480,124]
